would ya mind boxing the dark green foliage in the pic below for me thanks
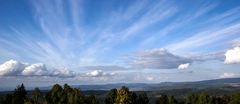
[23,87,45,104]
[186,94,198,104]
[138,92,149,104]
[105,87,149,104]
[13,83,27,104]
[168,96,177,104]
[60,84,86,104]
[0,84,27,104]
[67,88,85,104]
[46,84,63,104]
[115,86,132,104]
[1,94,13,104]
[45,83,88,104]
[2,83,240,104]
[105,88,117,104]
[85,93,99,104]
[61,83,73,104]
[31,87,44,104]
[156,94,169,104]
[155,94,178,104]
[228,93,240,104]
[130,92,138,104]
[198,92,210,104]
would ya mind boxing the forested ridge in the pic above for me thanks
[0,84,240,104]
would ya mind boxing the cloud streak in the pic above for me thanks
[0,0,240,85]
[220,72,240,78]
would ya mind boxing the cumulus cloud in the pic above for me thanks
[146,76,154,81]
[51,67,76,78]
[0,60,26,76]
[22,63,48,76]
[85,70,116,77]
[178,63,190,70]
[224,47,240,64]
[220,72,240,78]
[0,59,75,77]
[86,70,103,77]
[131,48,192,69]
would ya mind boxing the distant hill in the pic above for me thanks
[0,77,240,92]
[71,77,240,91]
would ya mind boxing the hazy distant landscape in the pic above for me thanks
[1,0,240,103]
[0,78,240,104]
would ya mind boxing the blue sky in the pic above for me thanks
[0,0,240,88]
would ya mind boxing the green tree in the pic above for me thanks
[168,96,177,104]
[138,92,149,104]
[156,94,168,104]
[12,83,27,104]
[228,93,240,104]
[46,84,63,104]
[222,94,231,104]
[60,84,73,103]
[198,92,210,104]
[105,88,118,104]
[2,94,13,104]
[31,87,44,104]
[130,92,138,104]
[186,94,198,104]
[85,93,99,104]
[115,86,132,104]
[68,88,85,104]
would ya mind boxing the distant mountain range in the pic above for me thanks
[72,78,240,91]
[1,78,240,92]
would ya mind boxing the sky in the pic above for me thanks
[0,0,240,88]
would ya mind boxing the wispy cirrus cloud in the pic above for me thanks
[164,6,240,52]
[27,0,181,67]
[166,23,240,52]
[0,0,240,86]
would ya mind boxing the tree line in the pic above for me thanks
[0,83,240,104]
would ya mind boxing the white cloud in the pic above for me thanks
[131,48,191,69]
[146,76,154,81]
[129,48,225,70]
[220,72,240,78]
[178,63,190,70]
[22,63,48,76]
[86,70,103,77]
[0,59,76,77]
[51,67,76,78]
[85,70,116,77]
[0,60,26,76]
[224,47,240,64]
